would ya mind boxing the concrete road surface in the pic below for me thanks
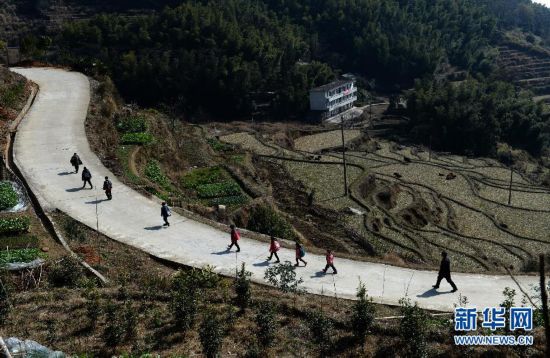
[11,67,541,312]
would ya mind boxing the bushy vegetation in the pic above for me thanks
[200,310,225,358]
[247,205,297,240]
[399,298,429,358]
[0,217,30,235]
[255,302,276,348]
[351,281,375,347]
[120,132,154,145]
[47,256,85,288]
[0,181,19,210]
[235,263,252,312]
[181,167,227,189]
[144,160,171,190]
[116,114,147,133]
[407,78,550,156]
[197,181,242,199]
[182,166,248,206]
[0,248,43,266]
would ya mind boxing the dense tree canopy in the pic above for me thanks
[407,78,549,157]
[58,1,335,117]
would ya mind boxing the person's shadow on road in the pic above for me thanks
[416,288,453,298]
[211,250,233,255]
[66,187,83,192]
[144,225,164,231]
[58,171,74,176]
[310,271,326,278]
[85,199,108,204]
[252,261,270,267]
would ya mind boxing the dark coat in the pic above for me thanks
[70,154,82,166]
[438,257,451,277]
[103,179,112,191]
[82,168,91,181]
[161,205,171,218]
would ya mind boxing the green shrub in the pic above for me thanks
[0,217,30,234]
[48,256,84,287]
[207,138,233,152]
[144,160,171,190]
[120,132,154,145]
[116,115,147,133]
[0,235,39,249]
[399,298,429,358]
[170,268,220,331]
[181,166,227,189]
[264,261,303,294]
[200,310,225,358]
[0,248,43,266]
[306,309,334,354]
[0,181,18,210]
[103,300,126,347]
[255,302,276,348]
[351,281,375,346]
[0,81,25,108]
[247,205,297,240]
[235,263,252,312]
[197,181,242,198]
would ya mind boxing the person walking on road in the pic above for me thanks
[161,202,171,227]
[70,153,82,173]
[81,167,92,189]
[322,249,337,274]
[103,176,112,200]
[433,251,458,292]
[267,236,281,263]
[227,224,241,252]
[295,242,307,267]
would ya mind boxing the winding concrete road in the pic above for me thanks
[11,67,540,312]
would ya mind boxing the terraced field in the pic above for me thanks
[222,131,550,273]
[498,44,550,102]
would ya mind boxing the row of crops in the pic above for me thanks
[0,180,42,267]
[181,166,248,206]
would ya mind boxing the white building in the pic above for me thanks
[309,80,358,120]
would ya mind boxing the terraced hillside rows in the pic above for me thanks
[221,131,550,274]
[498,44,550,102]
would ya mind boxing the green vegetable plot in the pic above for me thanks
[0,181,18,210]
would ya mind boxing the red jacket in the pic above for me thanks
[326,253,334,264]
[269,240,281,253]
[231,229,240,242]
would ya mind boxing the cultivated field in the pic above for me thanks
[222,130,550,273]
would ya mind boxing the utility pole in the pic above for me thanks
[341,115,348,196]
[428,134,432,162]
[508,162,513,206]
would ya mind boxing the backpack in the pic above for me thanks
[299,247,305,258]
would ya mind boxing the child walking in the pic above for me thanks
[267,236,281,263]
[322,249,337,274]
[295,242,307,267]
[227,224,241,252]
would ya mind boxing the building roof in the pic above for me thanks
[310,79,353,93]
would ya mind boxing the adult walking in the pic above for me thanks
[81,167,92,189]
[103,176,112,200]
[227,224,241,252]
[295,242,307,267]
[267,236,281,263]
[322,249,337,274]
[433,251,458,292]
[161,202,171,227]
[70,153,82,173]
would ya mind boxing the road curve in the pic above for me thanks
[12,67,540,312]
